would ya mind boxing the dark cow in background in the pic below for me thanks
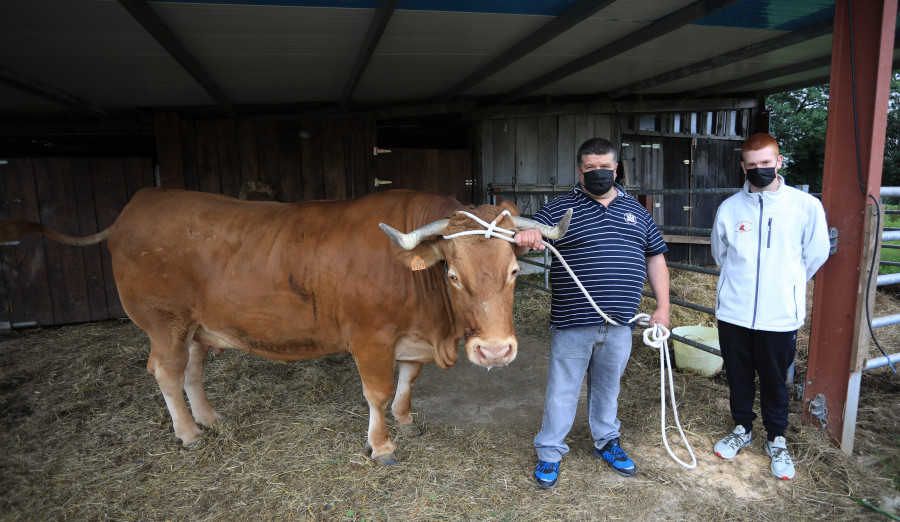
[0,188,569,464]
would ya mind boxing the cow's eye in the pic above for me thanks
[511,268,519,278]
[448,274,459,285]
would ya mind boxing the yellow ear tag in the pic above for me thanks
[410,255,426,271]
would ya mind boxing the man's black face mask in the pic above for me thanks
[746,167,777,188]
[582,169,615,197]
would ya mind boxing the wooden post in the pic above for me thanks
[803,0,895,455]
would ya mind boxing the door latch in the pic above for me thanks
[374,178,393,188]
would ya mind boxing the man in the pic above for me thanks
[710,133,830,480]
[514,137,670,489]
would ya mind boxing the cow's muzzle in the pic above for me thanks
[466,336,517,368]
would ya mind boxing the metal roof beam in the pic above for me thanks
[684,55,833,98]
[688,34,900,98]
[437,0,618,103]
[755,56,900,96]
[117,0,234,116]
[605,18,834,99]
[0,65,113,120]
[499,0,742,104]
[341,0,399,110]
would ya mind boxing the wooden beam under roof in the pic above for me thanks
[117,0,234,116]
[499,0,743,104]
[341,0,399,110]
[437,0,618,103]
[604,18,834,99]
[0,66,112,120]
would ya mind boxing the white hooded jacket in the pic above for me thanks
[711,176,830,331]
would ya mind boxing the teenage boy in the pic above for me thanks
[710,133,830,480]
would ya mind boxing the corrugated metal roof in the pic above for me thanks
[0,0,895,121]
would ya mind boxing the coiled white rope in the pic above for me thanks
[634,314,698,469]
[446,210,697,469]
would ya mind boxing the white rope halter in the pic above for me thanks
[446,210,697,470]
[442,210,516,242]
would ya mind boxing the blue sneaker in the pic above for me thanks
[533,460,559,489]
[594,438,636,477]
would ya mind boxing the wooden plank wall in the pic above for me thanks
[479,114,617,216]
[155,114,375,202]
[1,114,375,328]
[0,157,154,328]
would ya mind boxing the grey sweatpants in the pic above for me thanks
[534,323,633,463]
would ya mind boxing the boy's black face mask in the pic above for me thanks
[746,167,777,188]
[582,169,615,197]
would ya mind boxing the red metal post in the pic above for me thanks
[803,0,895,454]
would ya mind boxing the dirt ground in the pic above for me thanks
[1,287,899,520]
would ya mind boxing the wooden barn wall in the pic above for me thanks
[0,158,154,329]
[1,115,377,329]
[478,114,617,216]
[476,109,754,266]
[155,114,376,202]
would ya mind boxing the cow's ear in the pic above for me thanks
[499,201,520,217]
[394,241,444,271]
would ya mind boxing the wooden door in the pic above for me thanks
[373,148,474,204]
[691,138,745,265]
[661,137,694,262]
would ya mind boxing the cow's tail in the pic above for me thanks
[0,220,110,247]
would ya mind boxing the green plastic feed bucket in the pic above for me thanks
[672,323,722,377]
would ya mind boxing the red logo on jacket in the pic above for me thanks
[735,220,752,233]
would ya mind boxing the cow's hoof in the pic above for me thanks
[196,411,224,428]
[372,452,399,466]
[177,426,204,447]
[365,444,399,465]
[397,422,425,438]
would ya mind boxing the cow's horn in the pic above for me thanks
[510,208,572,239]
[379,220,449,250]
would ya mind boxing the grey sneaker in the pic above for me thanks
[714,425,752,459]
[765,436,796,480]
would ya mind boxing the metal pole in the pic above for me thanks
[866,351,900,371]
[877,272,900,286]
[872,314,900,328]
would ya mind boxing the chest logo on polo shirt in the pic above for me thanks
[735,220,753,233]
[623,212,637,224]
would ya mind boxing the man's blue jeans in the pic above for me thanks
[534,323,633,463]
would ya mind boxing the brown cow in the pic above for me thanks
[0,188,569,464]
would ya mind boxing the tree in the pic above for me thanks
[767,85,830,192]
[882,71,900,189]
[767,71,900,193]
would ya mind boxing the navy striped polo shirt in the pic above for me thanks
[532,184,668,329]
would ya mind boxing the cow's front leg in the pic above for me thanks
[353,352,398,465]
[392,361,424,437]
